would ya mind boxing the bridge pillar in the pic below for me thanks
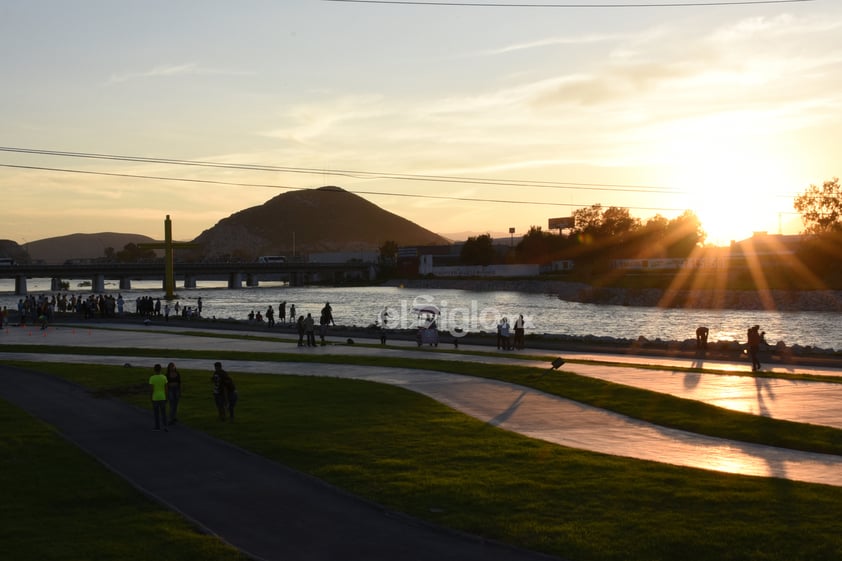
[246,274,258,287]
[228,272,242,289]
[92,274,105,293]
[184,274,196,289]
[51,277,64,291]
[14,275,27,295]
[119,278,132,290]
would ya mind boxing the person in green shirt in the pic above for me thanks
[149,364,169,431]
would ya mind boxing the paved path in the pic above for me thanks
[0,364,556,561]
[2,322,841,487]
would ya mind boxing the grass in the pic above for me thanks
[0,399,249,561]
[3,342,842,456]
[4,361,842,561]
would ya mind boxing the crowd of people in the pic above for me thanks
[246,301,337,347]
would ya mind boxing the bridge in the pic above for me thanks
[0,261,376,295]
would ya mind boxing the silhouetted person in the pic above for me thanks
[747,325,762,371]
[696,326,709,350]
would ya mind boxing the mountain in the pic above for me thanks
[0,240,28,262]
[25,233,159,264]
[190,186,449,259]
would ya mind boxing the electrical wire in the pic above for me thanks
[0,162,692,213]
[0,146,684,194]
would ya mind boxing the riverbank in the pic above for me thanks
[21,313,842,370]
[388,278,842,312]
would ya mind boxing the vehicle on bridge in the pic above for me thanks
[257,255,287,264]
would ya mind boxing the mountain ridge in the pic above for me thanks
[190,186,449,259]
[3,187,450,263]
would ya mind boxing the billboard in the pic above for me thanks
[548,216,574,230]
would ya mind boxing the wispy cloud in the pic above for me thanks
[106,63,249,85]
[474,32,628,57]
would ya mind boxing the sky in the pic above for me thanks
[1,0,840,248]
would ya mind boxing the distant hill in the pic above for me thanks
[0,239,28,262]
[25,233,159,264]
[190,186,449,260]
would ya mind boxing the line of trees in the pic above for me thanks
[459,207,705,269]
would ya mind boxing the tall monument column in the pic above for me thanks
[138,215,198,300]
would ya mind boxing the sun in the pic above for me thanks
[656,114,798,246]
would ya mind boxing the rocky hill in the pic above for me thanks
[190,186,449,259]
[24,233,158,264]
[0,240,28,262]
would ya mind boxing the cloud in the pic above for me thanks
[106,63,249,85]
[473,32,628,57]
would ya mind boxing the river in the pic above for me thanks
[1,279,839,351]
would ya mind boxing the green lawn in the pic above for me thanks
[4,342,842,456]
[4,360,842,561]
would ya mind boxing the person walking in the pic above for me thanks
[165,362,182,426]
[149,364,168,431]
[279,301,286,324]
[266,305,275,328]
[747,325,762,371]
[221,368,238,422]
[212,362,227,421]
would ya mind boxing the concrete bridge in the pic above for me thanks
[0,261,376,295]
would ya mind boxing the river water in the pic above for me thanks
[1,279,839,351]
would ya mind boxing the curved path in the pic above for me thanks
[1,322,841,486]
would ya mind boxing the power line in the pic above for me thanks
[0,145,801,206]
[0,146,686,194]
[324,0,815,8]
[0,162,693,214]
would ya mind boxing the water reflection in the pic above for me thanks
[0,279,839,350]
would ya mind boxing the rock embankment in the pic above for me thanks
[391,279,842,312]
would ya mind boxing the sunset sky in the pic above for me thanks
[2,0,840,247]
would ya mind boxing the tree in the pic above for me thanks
[378,240,398,264]
[794,178,842,234]
[515,225,574,264]
[114,243,157,263]
[571,204,639,240]
[571,204,605,237]
[598,207,640,239]
[460,233,496,266]
[664,211,705,257]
